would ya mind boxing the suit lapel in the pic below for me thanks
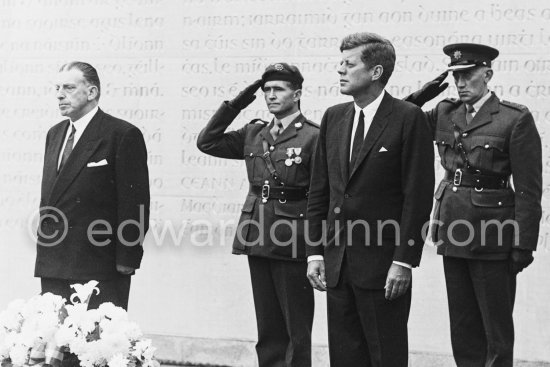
[464,93,499,132]
[337,103,355,183]
[41,121,69,202]
[349,93,392,180]
[47,109,105,206]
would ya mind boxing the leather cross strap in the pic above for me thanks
[261,139,283,185]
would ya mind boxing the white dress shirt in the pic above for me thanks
[307,91,411,269]
[57,106,98,170]
[349,90,385,160]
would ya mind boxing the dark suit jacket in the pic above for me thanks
[35,108,150,280]
[197,102,319,260]
[306,92,434,289]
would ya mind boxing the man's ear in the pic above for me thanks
[484,68,494,83]
[371,65,384,82]
[88,85,99,101]
[293,89,302,102]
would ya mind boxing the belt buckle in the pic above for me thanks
[261,184,270,203]
[453,169,463,186]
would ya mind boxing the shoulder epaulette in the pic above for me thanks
[304,119,320,128]
[249,118,269,125]
[500,100,528,111]
[440,97,460,105]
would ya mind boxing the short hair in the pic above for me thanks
[59,61,101,100]
[340,32,396,86]
[286,80,302,91]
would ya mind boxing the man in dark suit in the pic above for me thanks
[36,61,150,310]
[409,44,542,367]
[197,63,318,367]
[306,32,434,366]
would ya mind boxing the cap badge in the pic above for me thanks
[453,50,462,60]
[274,63,284,71]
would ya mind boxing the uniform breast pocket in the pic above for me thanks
[435,130,455,168]
[468,136,506,172]
[244,151,266,181]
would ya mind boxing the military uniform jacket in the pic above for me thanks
[197,102,319,261]
[427,93,542,259]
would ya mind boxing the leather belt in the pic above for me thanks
[251,184,308,203]
[445,169,509,189]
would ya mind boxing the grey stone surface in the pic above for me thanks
[150,334,550,367]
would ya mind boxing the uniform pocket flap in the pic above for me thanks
[274,200,307,218]
[241,195,256,213]
[435,130,455,148]
[434,181,447,200]
[471,190,514,207]
[470,136,506,152]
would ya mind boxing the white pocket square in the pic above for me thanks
[378,147,388,152]
[87,159,108,167]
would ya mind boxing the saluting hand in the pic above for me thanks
[405,71,449,107]
[228,79,263,110]
[385,263,411,300]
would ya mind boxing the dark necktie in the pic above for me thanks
[466,104,475,125]
[58,124,76,172]
[350,110,365,174]
[270,120,283,140]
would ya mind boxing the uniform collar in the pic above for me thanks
[467,90,492,114]
[275,110,301,130]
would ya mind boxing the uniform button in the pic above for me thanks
[299,213,304,218]
[462,133,468,138]
[484,144,490,149]
[249,153,253,157]
[498,201,502,206]
[452,187,458,192]
[269,146,274,151]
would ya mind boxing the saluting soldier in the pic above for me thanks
[197,63,318,367]
[409,44,542,367]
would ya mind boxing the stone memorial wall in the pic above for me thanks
[1,0,549,364]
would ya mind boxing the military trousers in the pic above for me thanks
[247,256,314,367]
[443,256,516,367]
